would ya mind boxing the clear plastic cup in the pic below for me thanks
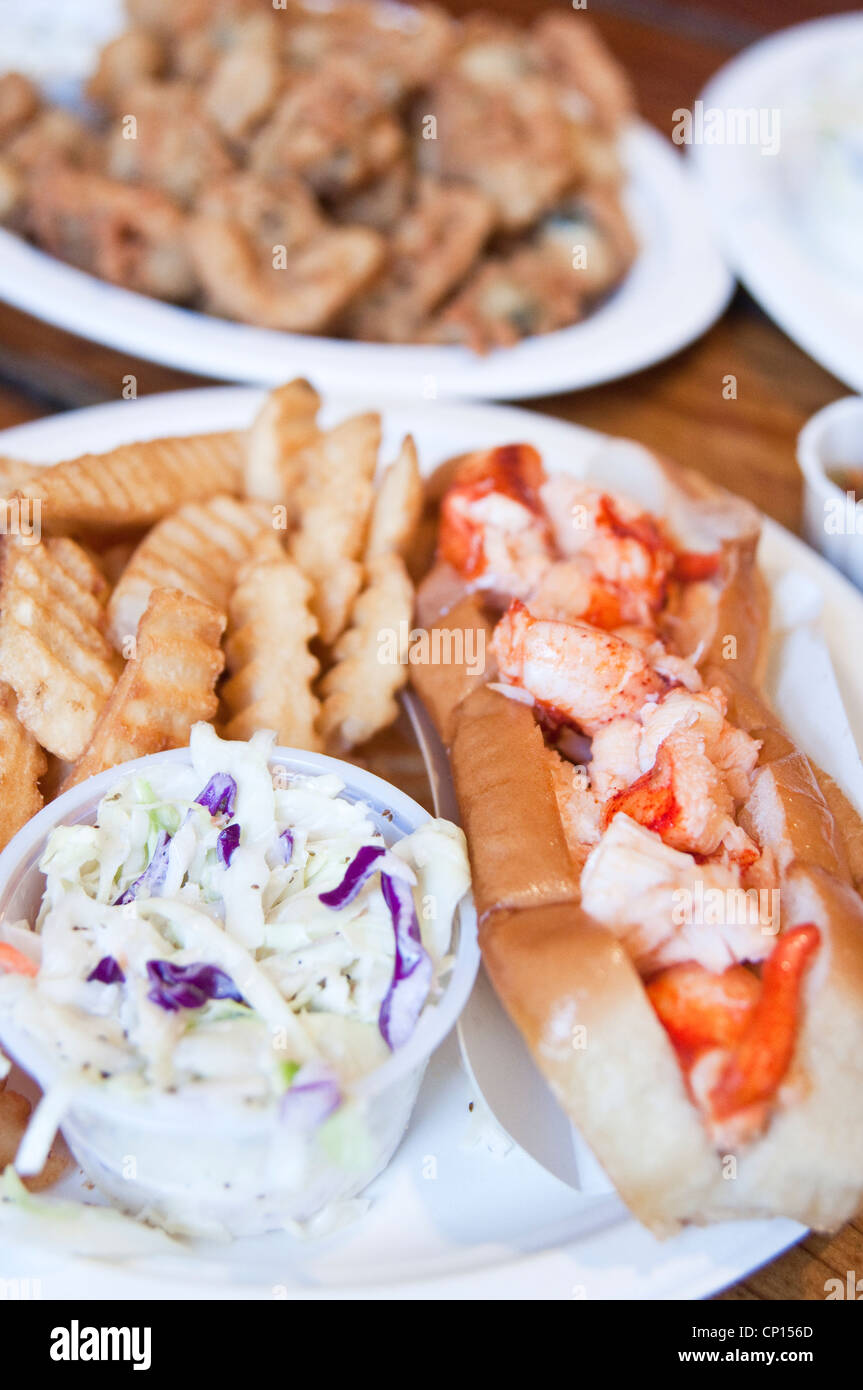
[0,747,479,1238]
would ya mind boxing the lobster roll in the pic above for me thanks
[410,436,863,1233]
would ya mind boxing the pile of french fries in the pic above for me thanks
[0,379,422,854]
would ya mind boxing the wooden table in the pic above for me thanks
[0,0,857,1301]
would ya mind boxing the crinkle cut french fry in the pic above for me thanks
[291,412,380,646]
[106,495,273,651]
[15,431,245,535]
[0,455,39,499]
[0,534,119,760]
[0,680,45,848]
[62,587,226,791]
[318,552,413,752]
[244,378,320,506]
[365,433,423,562]
[221,547,322,749]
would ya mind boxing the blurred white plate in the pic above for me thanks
[690,14,863,391]
[0,0,123,85]
[4,387,861,1300]
[0,29,731,400]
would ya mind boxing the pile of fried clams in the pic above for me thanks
[0,0,637,351]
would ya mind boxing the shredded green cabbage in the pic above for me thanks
[1,724,470,1137]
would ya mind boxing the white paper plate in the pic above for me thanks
[0,112,731,399]
[4,387,862,1300]
[690,14,863,392]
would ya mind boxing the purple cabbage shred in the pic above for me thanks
[378,872,432,1051]
[87,955,125,985]
[280,1071,341,1129]
[195,773,237,817]
[318,844,386,909]
[113,831,172,905]
[146,960,245,1013]
[217,822,241,867]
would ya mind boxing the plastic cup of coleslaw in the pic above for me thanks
[0,740,479,1239]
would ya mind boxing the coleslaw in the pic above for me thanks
[0,724,470,1216]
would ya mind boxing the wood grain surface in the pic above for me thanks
[0,0,856,1300]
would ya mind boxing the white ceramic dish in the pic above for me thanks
[3,387,863,1299]
[798,395,863,591]
[690,14,863,392]
[0,110,731,398]
[0,745,479,1238]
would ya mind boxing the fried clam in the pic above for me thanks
[221,543,322,750]
[21,165,197,301]
[0,156,22,225]
[194,169,323,256]
[426,186,636,351]
[15,429,244,537]
[329,158,413,234]
[4,108,103,174]
[0,680,46,850]
[107,80,234,207]
[0,72,40,144]
[106,495,272,651]
[86,29,166,111]
[567,126,626,191]
[447,13,537,86]
[463,15,624,189]
[187,201,383,334]
[415,70,580,232]
[243,378,320,507]
[534,187,638,301]
[0,535,120,761]
[449,12,632,152]
[536,189,636,303]
[426,241,587,353]
[132,2,281,82]
[342,176,495,343]
[125,0,218,34]
[250,61,404,200]
[284,0,455,102]
[201,17,284,144]
[62,587,226,792]
[290,411,380,646]
[530,11,636,135]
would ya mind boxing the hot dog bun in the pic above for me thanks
[451,685,579,919]
[480,902,720,1231]
[712,663,863,890]
[409,590,494,747]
